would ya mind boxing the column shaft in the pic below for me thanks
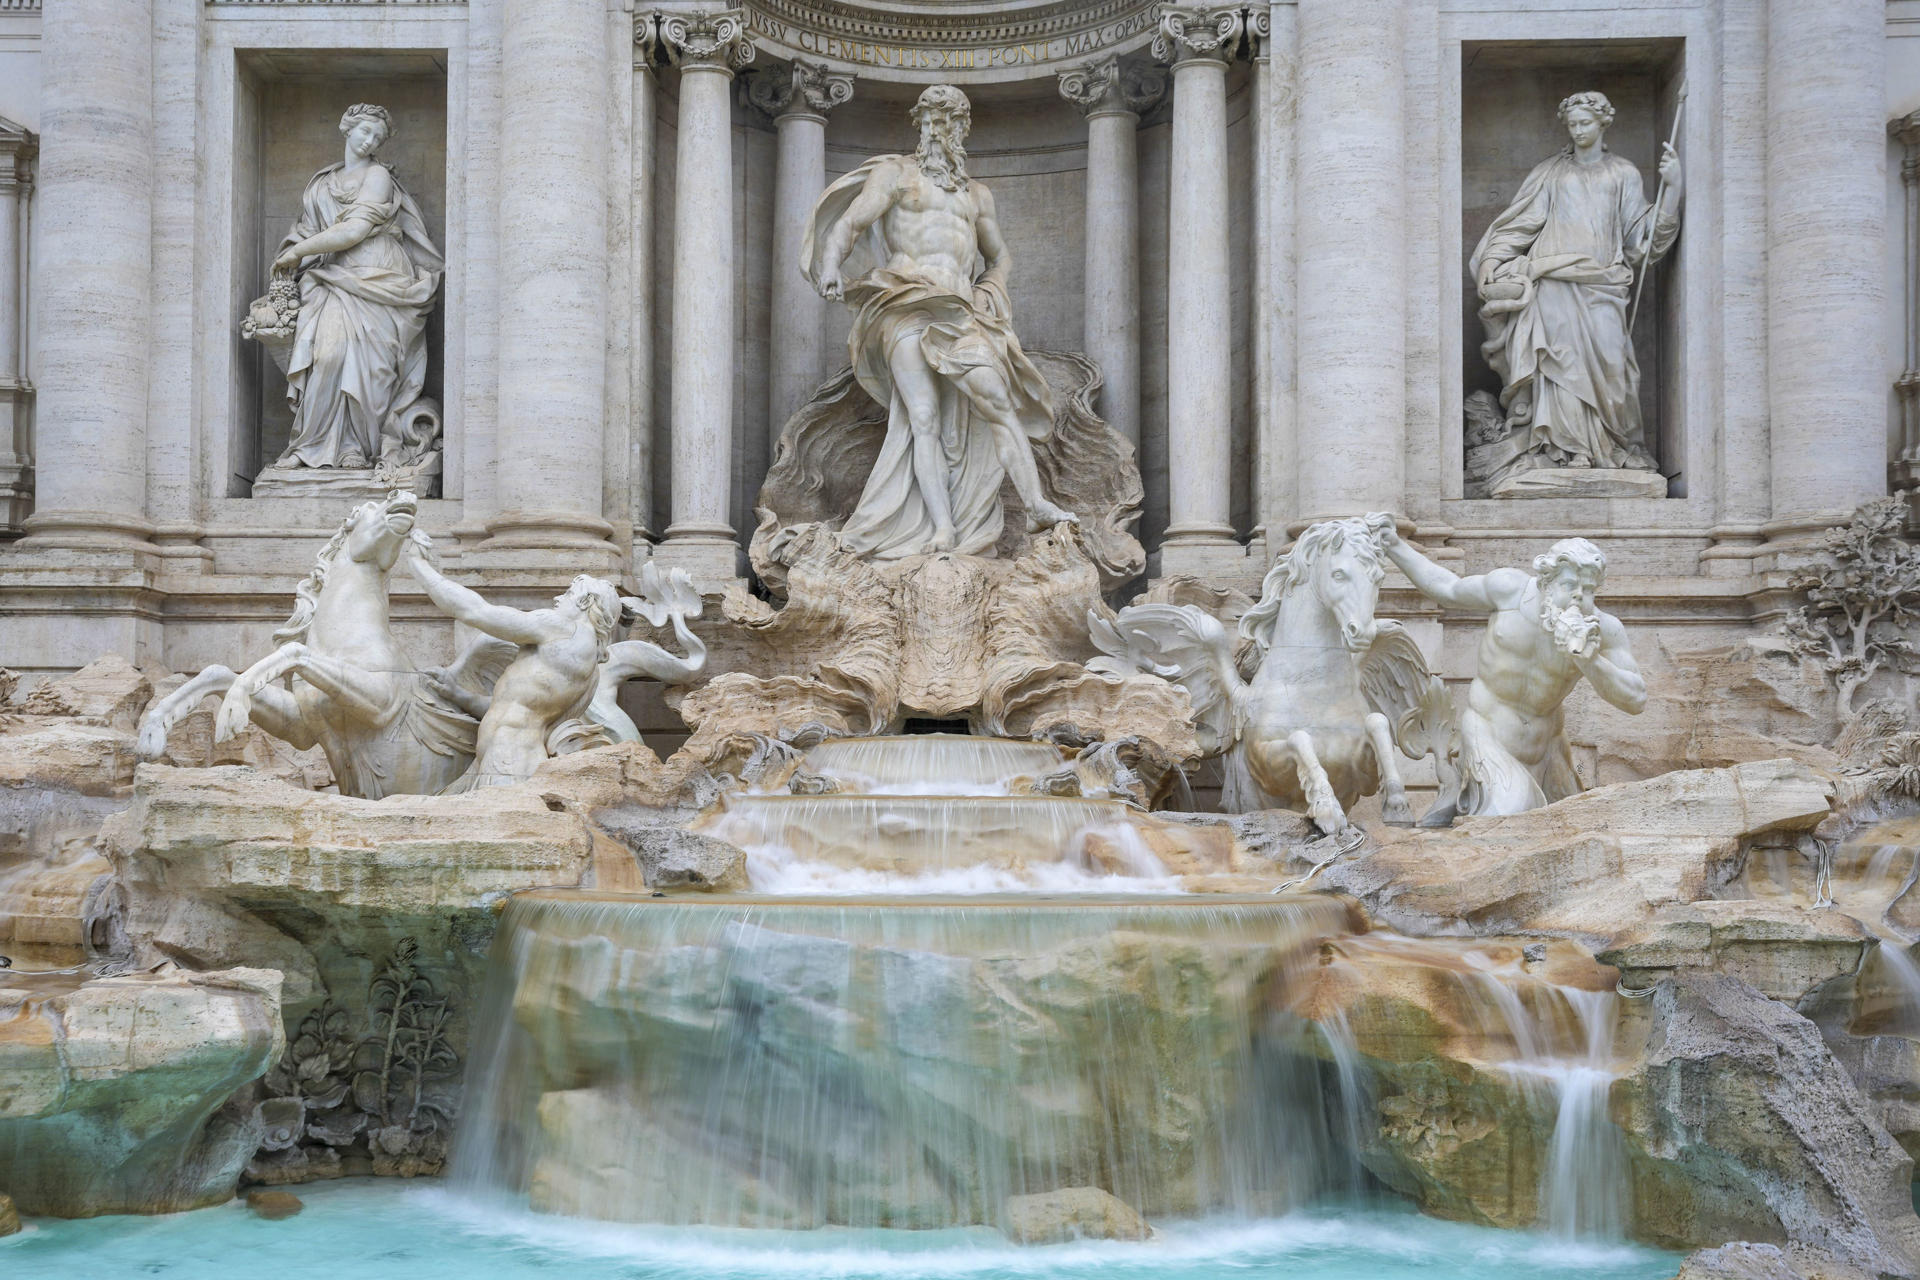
[666,65,738,553]
[492,0,614,553]
[770,110,828,436]
[1164,57,1234,544]
[1293,0,1405,522]
[0,172,19,381]
[26,0,153,541]
[631,60,658,539]
[1085,110,1141,444]
[1765,0,1887,529]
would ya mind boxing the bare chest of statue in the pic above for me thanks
[882,168,982,288]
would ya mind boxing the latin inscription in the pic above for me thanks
[747,8,1158,71]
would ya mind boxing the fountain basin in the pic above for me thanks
[454,891,1363,1230]
[693,793,1224,880]
[800,734,1070,793]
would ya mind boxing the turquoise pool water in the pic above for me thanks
[1,1180,1679,1280]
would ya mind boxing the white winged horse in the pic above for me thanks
[136,491,513,798]
[1091,515,1451,833]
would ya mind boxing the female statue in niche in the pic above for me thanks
[1469,90,1681,496]
[261,103,443,478]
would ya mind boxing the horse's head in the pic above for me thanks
[341,490,419,572]
[1240,517,1387,654]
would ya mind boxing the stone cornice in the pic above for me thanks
[741,0,1161,83]
[746,58,854,119]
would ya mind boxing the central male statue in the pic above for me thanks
[804,84,1078,560]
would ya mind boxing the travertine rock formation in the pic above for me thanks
[1004,1186,1151,1244]
[1319,759,1834,944]
[1615,974,1920,1276]
[0,966,284,1216]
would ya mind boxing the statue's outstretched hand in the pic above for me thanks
[817,266,845,301]
[273,249,304,275]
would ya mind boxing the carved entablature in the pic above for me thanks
[740,0,1163,85]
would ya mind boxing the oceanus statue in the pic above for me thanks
[1092,514,1451,833]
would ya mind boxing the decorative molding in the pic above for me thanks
[205,0,464,6]
[1149,4,1246,66]
[0,0,39,10]
[747,0,1153,49]
[1894,110,1920,495]
[746,57,853,120]
[656,7,756,71]
[1057,55,1165,118]
[742,0,1161,78]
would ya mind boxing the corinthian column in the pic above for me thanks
[1059,57,1163,447]
[23,0,154,549]
[490,0,618,563]
[1293,0,1404,523]
[1767,0,1886,537]
[750,59,853,443]
[1152,5,1243,571]
[659,8,753,585]
[0,121,34,536]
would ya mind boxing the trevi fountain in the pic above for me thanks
[4,2,1920,1278]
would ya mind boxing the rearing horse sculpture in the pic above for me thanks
[1091,514,1450,833]
[137,491,506,798]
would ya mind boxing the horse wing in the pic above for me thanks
[1089,603,1242,756]
[1358,622,1447,752]
[438,635,519,700]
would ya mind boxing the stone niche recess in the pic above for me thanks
[1459,38,1686,498]
[228,50,449,497]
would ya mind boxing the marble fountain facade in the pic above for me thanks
[2,3,1920,1279]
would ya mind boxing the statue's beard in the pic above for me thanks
[915,127,969,192]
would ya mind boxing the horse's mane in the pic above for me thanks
[272,502,370,645]
[1237,517,1386,651]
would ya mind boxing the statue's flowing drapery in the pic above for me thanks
[1470,149,1678,476]
[803,155,1055,560]
[278,162,442,469]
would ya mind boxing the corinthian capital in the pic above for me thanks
[1058,56,1167,118]
[747,59,854,120]
[655,7,755,71]
[1150,4,1247,65]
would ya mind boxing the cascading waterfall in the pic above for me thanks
[697,733,1193,893]
[452,891,1366,1229]
[1534,989,1629,1240]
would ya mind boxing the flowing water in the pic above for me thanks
[0,1179,1679,1280]
[698,733,1192,893]
[452,891,1362,1229]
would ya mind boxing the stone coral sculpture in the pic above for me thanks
[1782,494,1920,716]
[1092,514,1446,833]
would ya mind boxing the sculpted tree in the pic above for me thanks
[1782,495,1920,716]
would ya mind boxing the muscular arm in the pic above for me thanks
[406,553,550,646]
[816,161,901,288]
[1575,613,1647,714]
[1384,539,1520,613]
[973,182,1010,294]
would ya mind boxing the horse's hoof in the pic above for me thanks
[135,721,168,761]
[1382,794,1415,827]
[1309,804,1348,836]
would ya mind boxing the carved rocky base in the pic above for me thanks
[666,522,1201,770]
[1489,465,1667,500]
[252,457,442,500]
